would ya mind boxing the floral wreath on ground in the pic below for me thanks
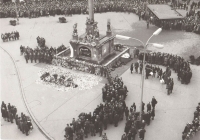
[36,65,102,92]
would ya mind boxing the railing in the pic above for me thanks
[56,47,70,57]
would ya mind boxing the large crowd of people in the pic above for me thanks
[1,0,200,34]
[0,0,152,18]
[182,103,200,140]
[1,101,33,136]
[135,51,193,85]
[64,75,128,140]
[1,0,199,139]
[130,50,192,95]
[122,96,157,140]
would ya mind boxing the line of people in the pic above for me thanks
[130,60,174,95]
[20,45,55,64]
[182,102,200,140]
[1,101,33,136]
[137,52,192,84]
[64,75,128,140]
[122,96,157,140]
[1,31,20,42]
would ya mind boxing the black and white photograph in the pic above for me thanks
[0,0,200,140]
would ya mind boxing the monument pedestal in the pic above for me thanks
[72,34,78,40]
[69,0,115,64]
[106,31,112,36]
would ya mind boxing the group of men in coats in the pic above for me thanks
[132,51,192,94]
[1,101,33,136]
[20,45,55,64]
[182,102,200,140]
[122,96,157,140]
[64,75,127,140]
[1,31,20,42]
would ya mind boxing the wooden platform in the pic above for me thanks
[147,4,183,20]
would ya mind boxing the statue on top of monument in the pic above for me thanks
[73,23,78,36]
[107,19,111,31]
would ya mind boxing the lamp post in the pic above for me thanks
[116,28,163,122]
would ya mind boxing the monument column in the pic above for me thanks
[88,0,94,21]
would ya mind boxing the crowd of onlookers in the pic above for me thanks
[122,96,157,140]
[1,101,33,136]
[133,50,193,85]
[64,75,128,140]
[182,102,200,140]
[1,31,20,42]
[130,48,192,95]
[0,0,171,18]
[0,0,199,34]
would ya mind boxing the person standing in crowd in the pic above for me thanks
[130,63,134,74]
[24,52,28,63]
[142,102,145,112]
[134,61,139,73]
[151,109,155,120]
[151,96,157,110]
[20,45,24,55]
[147,102,151,112]
[138,127,146,140]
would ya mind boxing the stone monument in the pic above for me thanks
[70,0,115,64]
